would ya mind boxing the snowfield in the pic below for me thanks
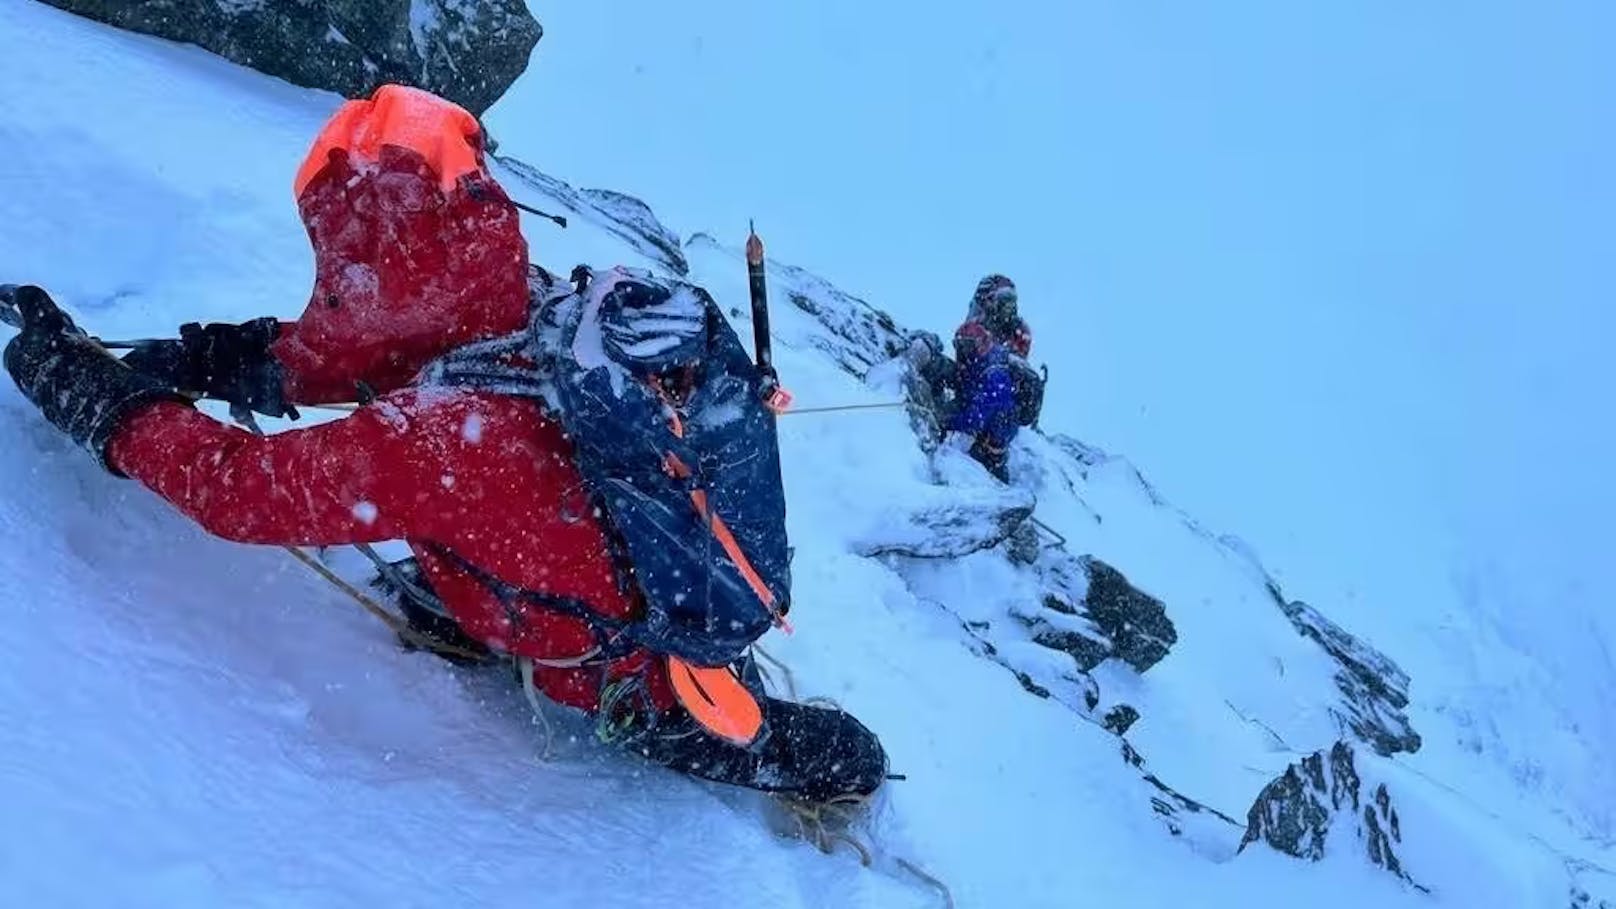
[1,2,1612,907]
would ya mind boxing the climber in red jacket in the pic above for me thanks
[2,85,885,803]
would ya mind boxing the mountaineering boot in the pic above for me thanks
[395,594,496,665]
[370,557,495,665]
[970,435,1011,482]
[625,697,889,802]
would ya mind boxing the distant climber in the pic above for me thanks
[2,84,886,803]
[903,274,1046,481]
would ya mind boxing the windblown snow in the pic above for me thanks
[0,2,1612,907]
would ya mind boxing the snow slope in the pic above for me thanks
[495,1,1616,855]
[0,3,1612,907]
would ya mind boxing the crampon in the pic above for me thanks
[772,791,955,908]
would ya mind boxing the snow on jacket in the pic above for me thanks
[105,86,678,712]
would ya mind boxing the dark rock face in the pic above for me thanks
[1102,704,1140,735]
[39,0,541,115]
[1241,742,1418,887]
[1019,553,1177,674]
[1270,585,1422,755]
[1571,871,1616,909]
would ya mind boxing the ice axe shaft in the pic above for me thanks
[745,222,793,414]
[745,221,773,377]
[466,182,567,228]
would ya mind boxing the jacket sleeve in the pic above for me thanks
[104,395,462,546]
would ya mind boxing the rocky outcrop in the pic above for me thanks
[851,485,1035,559]
[725,243,910,379]
[500,158,689,275]
[39,0,540,115]
[1241,742,1420,888]
[1269,585,1421,755]
[1014,552,1177,674]
[1571,864,1616,909]
[1121,741,1243,847]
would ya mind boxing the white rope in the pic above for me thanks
[516,657,556,761]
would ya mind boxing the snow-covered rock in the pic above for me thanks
[39,0,541,114]
[687,233,910,378]
[496,157,690,275]
[850,482,1034,559]
[1270,587,1422,756]
[1240,742,1416,886]
[1021,551,1177,674]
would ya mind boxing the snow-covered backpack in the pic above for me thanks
[420,266,791,668]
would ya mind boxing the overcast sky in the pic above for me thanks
[493,1,1614,658]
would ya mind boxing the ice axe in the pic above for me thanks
[745,222,792,414]
[466,183,567,228]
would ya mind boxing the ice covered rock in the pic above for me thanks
[497,158,689,275]
[851,483,1035,559]
[1571,866,1616,909]
[1269,583,1422,755]
[1121,741,1244,850]
[40,0,541,115]
[1015,551,1177,673]
[686,234,910,379]
[1240,741,1418,886]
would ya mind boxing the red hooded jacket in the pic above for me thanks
[105,86,674,712]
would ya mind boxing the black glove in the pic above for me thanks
[4,286,187,474]
[120,317,295,421]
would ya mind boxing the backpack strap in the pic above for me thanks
[425,542,640,663]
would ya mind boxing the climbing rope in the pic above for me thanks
[517,656,557,760]
[216,410,488,663]
[278,541,488,662]
[776,793,955,908]
[289,399,907,418]
[750,644,797,700]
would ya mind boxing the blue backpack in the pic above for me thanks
[421,266,790,667]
